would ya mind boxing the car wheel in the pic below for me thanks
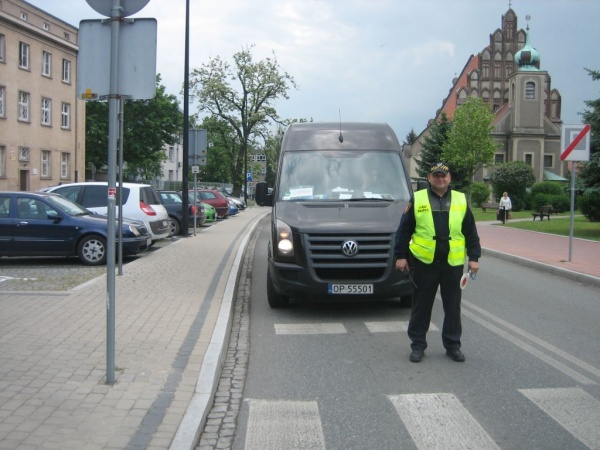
[168,217,181,236]
[267,270,289,308]
[78,235,107,266]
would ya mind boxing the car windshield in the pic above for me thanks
[46,195,89,216]
[277,150,411,202]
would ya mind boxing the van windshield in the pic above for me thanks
[278,150,411,202]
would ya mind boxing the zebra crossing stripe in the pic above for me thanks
[274,323,347,335]
[388,393,500,449]
[244,399,325,450]
[365,321,439,333]
[519,387,600,449]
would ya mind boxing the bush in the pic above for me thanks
[579,193,600,222]
[531,194,570,212]
[530,181,564,196]
[470,182,490,207]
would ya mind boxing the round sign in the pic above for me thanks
[86,0,150,18]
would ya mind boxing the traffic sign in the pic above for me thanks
[561,124,591,161]
[247,172,253,182]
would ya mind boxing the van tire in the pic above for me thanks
[267,271,289,308]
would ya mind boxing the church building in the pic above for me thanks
[403,8,566,184]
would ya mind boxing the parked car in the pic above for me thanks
[186,189,229,219]
[227,199,239,216]
[158,190,205,235]
[44,182,170,242]
[218,188,246,210]
[203,202,216,223]
[0,191,151,265]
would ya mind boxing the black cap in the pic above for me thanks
[430,162,450,175]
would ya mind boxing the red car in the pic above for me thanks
[189,189,229,219]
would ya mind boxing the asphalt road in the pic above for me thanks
[230,221,600,450]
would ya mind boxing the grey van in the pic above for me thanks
[255,122,415,307]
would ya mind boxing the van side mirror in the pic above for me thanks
[416,180,429,191]
[255,181,273,207]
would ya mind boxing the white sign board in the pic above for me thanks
[561,124,591,162]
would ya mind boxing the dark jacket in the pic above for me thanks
[394,187,481,263]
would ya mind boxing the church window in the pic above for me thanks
[525,81,535,99]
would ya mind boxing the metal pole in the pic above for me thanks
[106,0,122,385]
[118,96,124,275]
[568,163,576,262]
[181,0,190,235]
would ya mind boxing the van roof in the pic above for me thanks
[282,122,401,151]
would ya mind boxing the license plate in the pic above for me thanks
[328,283,373,295]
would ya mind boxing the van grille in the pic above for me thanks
[305,233,394,281]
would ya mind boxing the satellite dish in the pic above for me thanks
[86,0,150,18]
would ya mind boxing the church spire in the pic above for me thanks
[514,15,540,71]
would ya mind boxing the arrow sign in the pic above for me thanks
[561,124,591,161]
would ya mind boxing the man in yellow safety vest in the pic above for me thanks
[394,162,481,363]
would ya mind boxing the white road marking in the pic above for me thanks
[365,321,439,333]
[461,307,595,385]
[388,393,500,450]
[274,323,346,335]
[244,399,325,450]
[520,387,600,450]
[464,300,600,380]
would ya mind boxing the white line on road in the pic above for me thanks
[244,399,326,450]
[365,321,439,333]
[388,393,500,450]
[519,387,600,450]
[274,323,347,335]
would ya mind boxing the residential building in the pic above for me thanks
[0,0,85,191]
[404,8,565,185]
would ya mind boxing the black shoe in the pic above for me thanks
[446,348,465,362]
[409,349,424,363]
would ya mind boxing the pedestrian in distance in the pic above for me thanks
[498,192,512,224]
[394,162,481,363]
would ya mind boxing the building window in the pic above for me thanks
[43,23,50,31]
[0,34,5,63]
[19,146,30,162]
[543,154,553,168]
[61,152,70,179]
[0,145,6,178]
[524,153,533,166]
[494,154,505,164]
[41,97,52,125]
[20,11,28,21]
[62,59,71,83]
[0,86,5,118]
[525,81,535,99]
[61,102,70,129]
[42,51,52,77]
[64,33,70,41]
[19,42,30,69]
[41,150,52,178]
[18,91,30,121]
[168,146,175,161]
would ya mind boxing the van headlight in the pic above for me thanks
[276,219,294,257]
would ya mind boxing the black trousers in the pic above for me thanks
[408,258,464,351]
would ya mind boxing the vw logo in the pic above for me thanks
[342,240,359,257]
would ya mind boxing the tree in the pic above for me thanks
[189,45,297,197]
[85,75,183,180]
[578,68,600,195]
[442,97,498,193]
[404,128,418,145]
[198,116,240,184]
[414,113,452,178]
[489,161,536,211]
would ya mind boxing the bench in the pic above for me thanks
[532,205,552,221]
[481,202,499,213]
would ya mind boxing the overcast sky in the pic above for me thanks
[26,0,600,140]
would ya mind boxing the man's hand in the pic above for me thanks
[395,258,409,272]
[468,260,479,276]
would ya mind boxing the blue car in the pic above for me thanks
[0,191,151,265]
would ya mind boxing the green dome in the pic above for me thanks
[515,28,540,71]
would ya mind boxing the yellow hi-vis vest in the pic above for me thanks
[409,189,467,265]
